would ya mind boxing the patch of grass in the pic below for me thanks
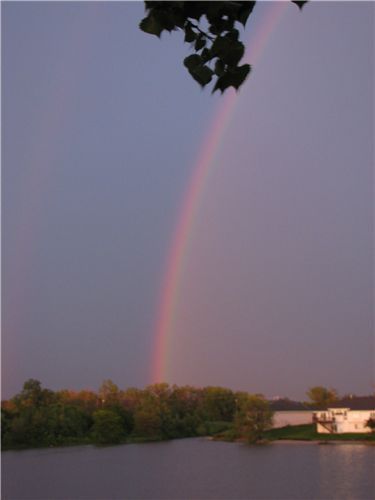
[197,420,233,436]
[264,424,375,442]
[265,424,316,441]
[214,427,237,441]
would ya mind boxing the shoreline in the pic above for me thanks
[3,435,375,452]
[211,435,375,446]
[270,439,375,446]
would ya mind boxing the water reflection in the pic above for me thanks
[2,439,374,499]
[318,444,375,500]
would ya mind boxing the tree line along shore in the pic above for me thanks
[2,379,374,450]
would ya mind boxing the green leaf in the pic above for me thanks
[237,2,256,27]
[225,41,244,67]
[144,1,155,11]
[184,24,197,43]
[230,64,251,90]
[291,1,308,10]
[139,15,163,38]
[201,48,213,63]
[213,64,251,93]
[209,25,220,35]
[226,29,239,41]
[211,36,232,58]
[213,73,231,94]
[171,6,186,29]
[212,37,244,67]
[154,10,177,33]
[189,65,213,87]
[183,2,207,21]
[183,54,203,70]
[195,36,206,51]
[214,59,225,77]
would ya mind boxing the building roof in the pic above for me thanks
[328,396,375,411]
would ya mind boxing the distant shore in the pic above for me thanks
[271,439,375,445]
[4,432,375,452]
[213,423,375,445]
[212,437,375,446]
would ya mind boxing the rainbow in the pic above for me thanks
[151,1,288,383]
[8,8,100,362]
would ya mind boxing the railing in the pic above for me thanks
[313,414,335,423]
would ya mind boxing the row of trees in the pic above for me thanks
[1,379,273,449]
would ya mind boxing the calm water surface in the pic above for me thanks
[2,438,374,499]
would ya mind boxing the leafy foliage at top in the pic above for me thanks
[140,1,308,93]
[306,386,338,409]
[2,379,273,448]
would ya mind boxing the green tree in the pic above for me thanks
[7,380,62,447]
[50,404,91,442]
[131,386,174,439]
[145,382,172,398]
[121,387,144,411]
[98,379,120,406]
[168,385,203,437]
[1,403,16,447]
[234,393,273,443]
[169,385,202,417]
[306,386,338,409]
[365,418,375,432]
[140,1,307,93]
[9,412,33,446]
[133,399,162,439]
[200,386,236,422]
[92,409,125,445]
[13,379,56,409]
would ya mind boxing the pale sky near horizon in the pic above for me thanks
[2,1,374,400]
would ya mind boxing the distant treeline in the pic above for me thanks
[2,379,275,449]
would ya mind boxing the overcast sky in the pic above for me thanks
[2,1,374,400]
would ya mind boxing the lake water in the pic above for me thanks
[2,438,374,499]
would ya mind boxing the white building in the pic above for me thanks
[313,397,375,434]
[273,411,312,428]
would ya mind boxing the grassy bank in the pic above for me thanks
[215,424,375,443]
[265,424,375,442]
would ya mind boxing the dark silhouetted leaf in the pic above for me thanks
[213,72,231,94]
[237,2,256,27]
[292,1,308,10]
[140,1,308,93]
[195,36,206,51]
[184,24,197,43]
[209,24,220,35]
[183,2,207,21]
[226,29,239,41]
[189,65,213,87]
[154,10,177,33]
[183,54,203,70]
[201,48,213,63]
[211,36,232,58]
[212,37,244,66]
[214,59,225,77]
[213,63,251,93]
[229,63,251,90]
[139,15,163,38]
